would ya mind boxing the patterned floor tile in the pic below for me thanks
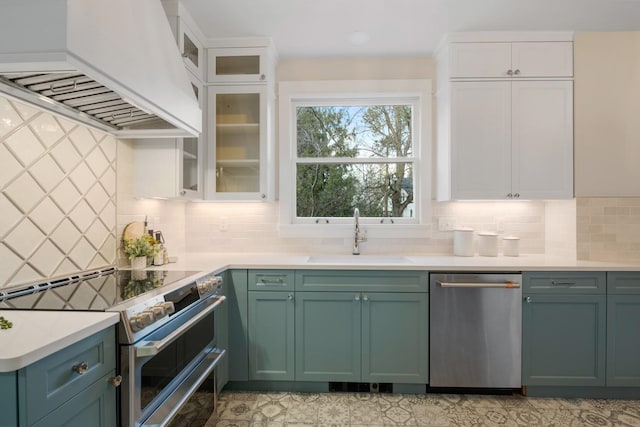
[218,400,259,421]
[350,401,384,426]
[412,403,451,426]
[285,402,319,424]
[318,402,350,424]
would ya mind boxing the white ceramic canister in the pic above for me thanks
[503,236,520,257]
[477,232,499,257]
[453,228,475,257]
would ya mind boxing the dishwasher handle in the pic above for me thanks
[437,281,520,288]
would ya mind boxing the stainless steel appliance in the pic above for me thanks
[0,268,226,427]
[429,273,522,389]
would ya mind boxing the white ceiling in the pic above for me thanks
[182,0,640,58]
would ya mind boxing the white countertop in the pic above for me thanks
[0,311,120,372]
[147,252,640,272]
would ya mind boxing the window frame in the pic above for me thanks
[278,80,432,238]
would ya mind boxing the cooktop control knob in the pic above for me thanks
[151,304,166,319]
[139,310,155,327]
[129,315,144,332]
[160,301,175,315]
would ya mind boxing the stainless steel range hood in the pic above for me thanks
[0,0,201,137]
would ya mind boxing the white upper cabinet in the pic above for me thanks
[436,32,574,201]
[208,47,272,84]
[161,0,206,80]
[449,41,573,78]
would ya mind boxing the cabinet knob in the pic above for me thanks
[180,190,187,196]
[507,69,513,76]
[108,375,123,387]
[514,69,521,75]
[287,293,294,301]
[261,194,266,199]
[514,193,520,198]
[362,295,369,302]
[260,74,266,81]
[354,294,360,301]
[525,296,532,303]
[507,193,513,198]
[72,362,89,375]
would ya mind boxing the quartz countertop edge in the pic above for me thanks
[141,253,640,272]
[0,311,120,372]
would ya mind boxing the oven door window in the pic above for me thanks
[140,310,215,411]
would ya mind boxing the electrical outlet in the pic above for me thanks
[219,217,228,232]
[438,217,456,231]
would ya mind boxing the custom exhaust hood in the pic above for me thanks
[0,0,201,137]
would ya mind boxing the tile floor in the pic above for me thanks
[205,390,640,427]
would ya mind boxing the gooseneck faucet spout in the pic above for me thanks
[353,207,367,255]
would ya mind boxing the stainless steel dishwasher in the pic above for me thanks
[429,273,522,389]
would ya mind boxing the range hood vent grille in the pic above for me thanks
[0,72,163,130]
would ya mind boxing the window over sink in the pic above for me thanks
[278,80,432,238]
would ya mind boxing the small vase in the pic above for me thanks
[131,256,147,270]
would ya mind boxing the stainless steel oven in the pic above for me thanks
[0,268,226,427]
[118,275,226,427]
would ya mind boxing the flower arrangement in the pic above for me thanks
[123,235,159,260]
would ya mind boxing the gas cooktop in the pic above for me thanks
[0,269,201,311]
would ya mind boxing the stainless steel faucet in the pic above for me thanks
[353,207,367,255]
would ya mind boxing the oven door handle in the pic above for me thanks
[135,295,225,357]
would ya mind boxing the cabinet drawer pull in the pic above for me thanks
[108,375,123,387]
[551,281,576,286]
[72,362,89,375]
[259,278,285,284]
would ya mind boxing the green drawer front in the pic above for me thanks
[523,272,606,294]
[248,270,295,291]
[295,270,428,293]
[608,272,640,294]
[23,327,116,426]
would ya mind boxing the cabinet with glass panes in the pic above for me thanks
[206,41,276,200]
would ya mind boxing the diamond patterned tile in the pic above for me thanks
[29,114,65,148]
[100,135,117,163]
[3,173,45,213]
[11,100,39,121]
[50,179,81,214]
[100,168,116,196]
[88,251,111,270]
[0,243,23,286]
[0,193,23,238]
[69,237,95,270]
[28,196,64,235]
[85,220,109,249]
[53,258,81,278]
[11,264,40,287]
[99,235,116,264]
[100,201,117,231]
[68,126,96,156]
[0,97,23,138]
[69,200,95,232]
[85,183,110,213]
[29,239,64,277]
[5,126,45,166]
[69,161,96,194]
[85,148,109,178]
[50,218,82,253]
[90,128,108,143]
[0,143,24,189]
[4,218,45,258]
[50,137,82,173]
[29,155,65,192]
[55,116,77,133]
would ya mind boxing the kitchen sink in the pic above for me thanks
[306,255,414,265]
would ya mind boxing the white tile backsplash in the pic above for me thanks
[0,94,116,289]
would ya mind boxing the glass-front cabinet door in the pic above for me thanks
[180,21,203,77]
[207,47,268,83]
[207,85,268,200]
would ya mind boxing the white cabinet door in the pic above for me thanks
[450,81,512,199]
[511,42,573,78]
[449,43,512,78]
[511,80,573,199]
[450,42,573,78]
[207,47,268,84]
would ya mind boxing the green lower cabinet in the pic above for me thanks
[362,293,428,384]
[522,294,607,386]
[248,291,295,380]
[30,373,116,427]
[295,292,361,382]
[607,294,640,386]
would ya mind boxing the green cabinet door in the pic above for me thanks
[227,269,249,381]
[362,293,428,384]
[607,294,640,386]
[522,294,606,386]
[295,292,361,382]
[248,291,295,380]
[216,270,230,391]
